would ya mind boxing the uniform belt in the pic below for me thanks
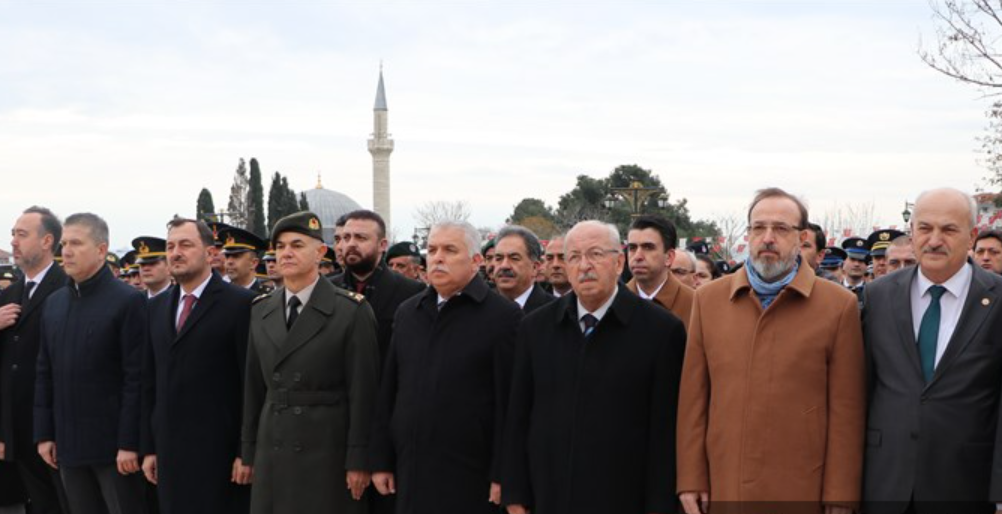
[267,390,344,407]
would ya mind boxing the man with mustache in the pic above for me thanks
[973,229,1002,274]
[677,188,865,514]
[492,225,553,314]
[542,236,571,297]
[502,220,686,514]
[370,220,522,514]
[862,188,1002,514]
[624,214,694,330]
[140,218,254,514]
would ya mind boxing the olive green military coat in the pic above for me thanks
[242,277,380,514]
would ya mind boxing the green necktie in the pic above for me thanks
[918,285,946,383]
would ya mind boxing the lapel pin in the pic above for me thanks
[982,298,991,307]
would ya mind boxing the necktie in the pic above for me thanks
[177,294,197,331]
[22,281,36,305]
[918,285,947,383]
[287,296,302,330]
[581,313,598,337]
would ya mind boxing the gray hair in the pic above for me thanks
[680,250,698,272]
[496,225,543,261]
[565,220,621,250]
[430,220,482,258]
[890,234,911,247]
[913,188,978,229]
[64,212,109,245]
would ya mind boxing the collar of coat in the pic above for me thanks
[625,271,687,309]
[555,285,639,327]
[418,273,490,310]
[728,259,816,303]
[341,262,388,291]
[69,263,114,298]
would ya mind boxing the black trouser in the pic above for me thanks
[59,465,147,514]
[13,448,69,514]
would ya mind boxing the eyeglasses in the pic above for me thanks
[749,222,800,237]
[566,248,620,265]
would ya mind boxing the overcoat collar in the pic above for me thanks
[261,276,338,368]
[728,259,816,303]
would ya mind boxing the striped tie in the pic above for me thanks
[582,313,598,337]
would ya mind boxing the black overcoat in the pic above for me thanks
[501,288,686,514]
[141,272,254,514]
[369,275,522,514]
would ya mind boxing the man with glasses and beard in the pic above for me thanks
[0,207,70,514]
[140,218,255,514]
[677,188,865,514]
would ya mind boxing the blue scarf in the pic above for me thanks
[744,256,799,309]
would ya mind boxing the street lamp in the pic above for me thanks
[605,181,666,219]
[902,202,915,225]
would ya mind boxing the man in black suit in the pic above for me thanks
[370,220,523,514]
[140,218,254,514]
[863,188,1002,514]
[501,220,686,514]
[492,225,554,314]
[34,213,147,514]
[0,206,69,514]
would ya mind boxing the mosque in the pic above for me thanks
[304,68,394,244]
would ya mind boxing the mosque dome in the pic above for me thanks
[302,175,363,244]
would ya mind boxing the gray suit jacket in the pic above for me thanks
[862,264,1002,514]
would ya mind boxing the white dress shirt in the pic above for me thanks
[576,286,618,333]
[175,272,213,327]
[910,263,973,367]
[285,277,319,321]
[637,277,667,301]
[23,261,54,301]
[512,285,534,309]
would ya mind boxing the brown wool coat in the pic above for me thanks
[676,263,865,508]
[626,273,694,332]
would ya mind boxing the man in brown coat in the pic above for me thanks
[624,214,694,330]
[677,188,865,514]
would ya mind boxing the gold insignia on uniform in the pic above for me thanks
[308,217,320,230]
[106,255,115,262]
[252,293,270,305]
[138,241,150,254]
[879,232,890,241]
[983,298,991,306]
[226,235,236,246]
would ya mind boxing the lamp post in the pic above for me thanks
[603,181,668,219]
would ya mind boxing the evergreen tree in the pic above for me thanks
[196,188,215,221]
[299,192,310,212]
[226,158,250,228]
[267,172,285,232]
[248,158,266,237]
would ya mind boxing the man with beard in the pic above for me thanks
[543,236,571,298]
[35,213,148,514]
[677,188,865,514]
[370,220,522,514]
[0,206,70,514]
[492,225,553,314]
[973,229,1002,274]
[624,215,693,331]
[502,220,686,514]
[385,242,423,282]
[329,210,424,514]
[333,215,348,269]
[141,218,254,514]
[133,236,171,299]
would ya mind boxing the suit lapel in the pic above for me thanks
[273,278,335,369]
[174,277,223,344]
[892,267,923,380]
[927,266,996,388]
[15,265,65,328]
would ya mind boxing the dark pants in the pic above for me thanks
[15,450,69,514]
[59,465,147,514]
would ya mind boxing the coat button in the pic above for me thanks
[272,372,281,382]
[293,407,302,415]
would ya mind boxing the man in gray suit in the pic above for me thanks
[863,188,1002,514]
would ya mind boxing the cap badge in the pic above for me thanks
[308,217,320,230]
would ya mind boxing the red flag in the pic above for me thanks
[842,228,852,238]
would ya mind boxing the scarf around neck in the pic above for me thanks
[744,256,799,309]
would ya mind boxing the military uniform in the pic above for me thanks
[866,228,905,280]
[841,237,868,310]
[219,227,270,295]
[241,212,381,514]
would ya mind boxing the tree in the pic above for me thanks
[196,188,215,221]
[712,211,748,262]
[226,158,250,229]
[299,192,310,212]
[413,200,471,228]
[520,215,560,240]
[267,172,287,231]
[818,201,880,243]
[508,198,554,225]
[554,164,718,240]
[248,158,266,237]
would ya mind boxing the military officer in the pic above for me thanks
[105,253,122,277]
[240,212,380,514]
[320,247,337,277]
[262,243,282,290]
[219,228,269,294]
[821,247,847,283]
[0,267,15,291]
[133,236,171,298]
[866,229,905,280]
[385,242,423,282]
[841,236,868,308]
[206,221,234,278]
[121,250,145,291]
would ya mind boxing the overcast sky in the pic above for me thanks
[0,1,992,250]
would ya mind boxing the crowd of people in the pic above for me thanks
[0,185,1000,514]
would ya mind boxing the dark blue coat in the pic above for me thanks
[141,272,254,514]
[34,264,147,467]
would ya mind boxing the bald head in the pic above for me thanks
[911,187,978,284]
[913,188,977,230]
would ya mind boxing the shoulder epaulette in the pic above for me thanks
[252,293,270,305]
[336,289,365,304]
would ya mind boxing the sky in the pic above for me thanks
[0,0,993,251]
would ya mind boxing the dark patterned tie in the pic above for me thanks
[287,296,302,330]
[582,313,598,337]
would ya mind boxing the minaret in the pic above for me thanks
[368,66,394,233]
